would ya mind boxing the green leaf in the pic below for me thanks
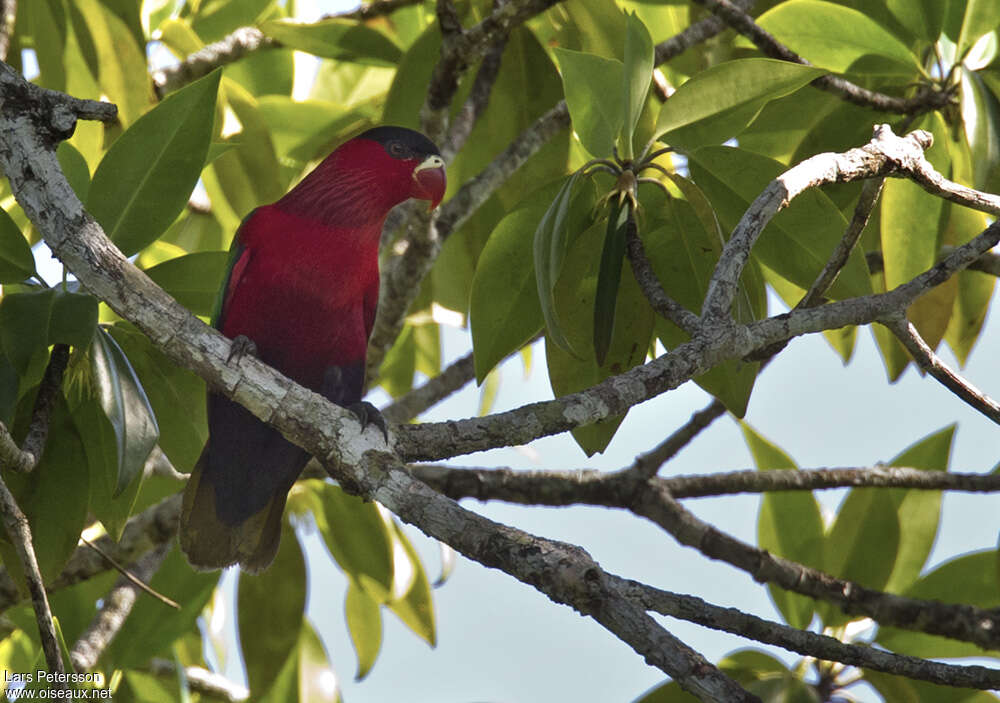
[104,546,218,670]
[643,193,762,416]
[56,141,92,205]
[824,487,901,624]
[262,18,402,67]
[882,426,954,595]
[143,251,229,317]
[0,209,36,284]
[90,328,159,496]
[633,680,701,702]
[309,481,394,602]
[653,59,827,149]
[383,28,440,130]
[259,619,339,703]
[87,69,221,256]
[553,48,625,157]
[49,291,98,350]
[885,0,945,42]
[208,78,286,220]
[689,146,873,300]
[108,323,207,472]
[622,12,653,158]
[876,550,1000,658]
[755,0,921,76]
[866,668,1000,703]
[743,424,824,629]
[258,97,364,163]
[594,201,629,366]
[956,0,1000,57]
[73,0,154,126]
[533,172,591,354]
[73,398,140,540]
[190,0,271,44]
[546,216,654,455]
[944,204,995,364]
[345,581,383,680]
[961,68,1000,191]
[1,395,89,585]
[470,195,553,382]
[239,522,307,696]
[0,290,59,383]
[387,522,436,647]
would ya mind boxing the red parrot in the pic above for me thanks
[180,126,446,572]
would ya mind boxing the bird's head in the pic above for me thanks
[277,125,446,227]
[354,126,447,211]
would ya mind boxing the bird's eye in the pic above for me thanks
[387,142,409,159]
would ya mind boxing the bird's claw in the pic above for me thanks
[227,335,259,364]
[348,401,389,443]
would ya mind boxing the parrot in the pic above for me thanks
[180,126,446,572]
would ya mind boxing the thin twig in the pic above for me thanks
[625,217,702,336]
[654,0,755,65]
[79,537,180,609]
[632,483,1000,650]
[152,0,425,95]
[799,178,885,309]
[618,578,1000,690]
[690,0,954,115]
[629,399,727,479]
[0,477,66,685]
[883,315,1000,424]
[70,544,172,671]
[381,351,475,424]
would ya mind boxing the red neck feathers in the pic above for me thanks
[275,138,424,231]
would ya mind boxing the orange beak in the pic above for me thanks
[413,155,447,210]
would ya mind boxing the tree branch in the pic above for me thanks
[633,484,1000,650]
[702,125,1000,323]
[148,659,250,702]
[798,177,885,309]
[618,578,1000,690]
[0,62,756,703]
[69,544,170,671]
[654,0,754,65]
[414,463,1000,504]
[151,0,424,95]
[381,351,475,424]
[689,0,954,115]
[627,217,702,335]
[0,0,15,62]
[0,494,182,615]
[883,315,1000,424]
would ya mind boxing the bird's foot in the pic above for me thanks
[227,335,259,364]
[348,401,389,443]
